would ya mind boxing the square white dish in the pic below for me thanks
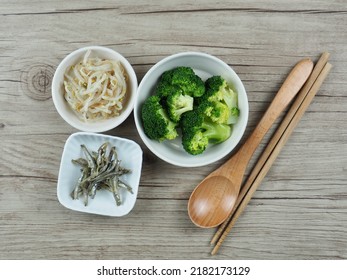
[57,132,143,216]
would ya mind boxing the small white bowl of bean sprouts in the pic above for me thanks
[52,46,138,132]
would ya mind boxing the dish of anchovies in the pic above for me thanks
[71,142,133,206]
[57,132,143,217]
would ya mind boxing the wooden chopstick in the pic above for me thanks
[210,53,332,255]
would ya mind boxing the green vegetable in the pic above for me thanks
[180,106,231,155]
[166,91,194,122]
[156,66,205,98]
[199,100,230,124]
[201,75,240,124]
[141,67,239,156]
[229,107,240,125]
[141,95,178,141]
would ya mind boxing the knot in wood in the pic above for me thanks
[21,64,54,101]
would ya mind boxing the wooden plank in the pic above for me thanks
[0,0,346,259]
[1,177,346,259]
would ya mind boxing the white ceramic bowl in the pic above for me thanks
[134,52,249,167]
[52,46,138,132]
[57,132,143,216]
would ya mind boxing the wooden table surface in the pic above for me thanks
[1,0,346,260]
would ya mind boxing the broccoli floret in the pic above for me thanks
[156,82,182,99]
[174,66,195,76]
[199,100,230,124]
[180,108,231,155]
[228,107,240,124]
[155,67,205,98]
[202,76,239,124]
[182,130,209,156]
[166,91,194,122]
[171,68,205,97]
[141,95,178,141]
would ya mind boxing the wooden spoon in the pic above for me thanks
[188,58,314,228]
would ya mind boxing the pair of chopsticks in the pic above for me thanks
[210,52,332,255]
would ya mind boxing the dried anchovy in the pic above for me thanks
[71,142,132,206]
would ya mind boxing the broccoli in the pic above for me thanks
[199,100,230,124]
[166,91,194,122]
[229,107,240,125]
[180,107,231,155]
[201,75,240,124]
[141,95,178,141]
[141,70,238,154]
[155,82,181,99]
[155,66,205,98]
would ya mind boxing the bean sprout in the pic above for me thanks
[63,50,128,122]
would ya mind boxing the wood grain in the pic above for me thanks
[0,0,346,259]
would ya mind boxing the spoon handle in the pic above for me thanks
[237,58,313,163]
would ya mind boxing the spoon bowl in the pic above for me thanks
[189,176,238,228]
[188,58,314,228]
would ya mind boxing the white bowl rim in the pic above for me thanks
[52,45,138,132]
[134,51,249,167]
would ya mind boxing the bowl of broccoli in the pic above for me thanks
[134,52,248,167]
